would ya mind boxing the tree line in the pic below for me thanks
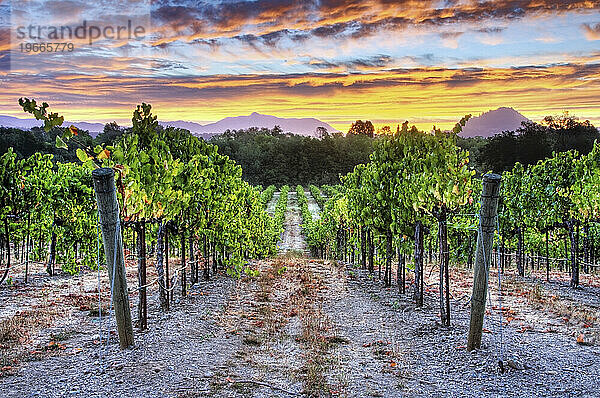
[458,113,600,173]
[2,112,598,187]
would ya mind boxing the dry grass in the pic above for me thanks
[256,261,289,335]
[0,307,60,373]
[61,292,99,311]
[279,250,305,260]
[291,262,340,397]
[506,279,599,326]
[221,259,344,396]
[0,308,58,347]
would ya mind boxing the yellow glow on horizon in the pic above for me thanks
[1,64,599,134]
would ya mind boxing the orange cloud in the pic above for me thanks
[149,0,600,47]
[1,63,599,132]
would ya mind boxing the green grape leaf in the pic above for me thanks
[76,148,90,163]
[55,136,68,149]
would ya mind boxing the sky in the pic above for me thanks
[0,0,599,132]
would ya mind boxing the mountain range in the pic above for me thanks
[0,115,107,136]
[162,112,340,137]
[0,112,339,138]
[1,108,533,139]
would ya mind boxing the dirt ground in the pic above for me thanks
[266,192,280,216]
[278,191,308,255]
[1,196,600,397]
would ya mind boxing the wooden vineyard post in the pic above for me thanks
[165,229,170,306]
[413,220,424,307]
[385,230,392,287]
[136,221,147,331]
[368,230,374,274]
[181,228,186,297]
[190,235,196,286]
[546,229,550,282]
[438,206,450,326]
[361,227,367,269]
[397,247,405,294]
[92,168,134,349]
[467,173,501,351]
[156,222,168,310]
[25,212,31,283]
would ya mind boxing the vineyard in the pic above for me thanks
[1,104,600,397]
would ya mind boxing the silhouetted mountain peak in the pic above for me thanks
[460,107,531,138]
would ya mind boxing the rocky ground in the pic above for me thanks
[1,194,600,397]
[265,192,280,216]
[277,191,308,255]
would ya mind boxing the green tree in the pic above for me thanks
[347,120,375,138]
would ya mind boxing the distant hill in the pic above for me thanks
[158,120,205,133]
[0,115,46,130]
[0,115,105,137]
[460,107,531,138]
[1,113,339,138]
[187,112,339,137]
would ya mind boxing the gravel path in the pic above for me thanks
[266,192,280,216]
[305,189,321,220]
[277,191,308,254]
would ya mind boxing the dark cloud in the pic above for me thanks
[148,0,600,49]
[476,27,506,34]
[346,55,393,68]
[151,59,190,71]
[311,22,353,38]
[307,55,394,70]
[152,5,205,34]
[307,59,339,69]
[232,29,310,48]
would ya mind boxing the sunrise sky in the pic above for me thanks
[0,0,599,132]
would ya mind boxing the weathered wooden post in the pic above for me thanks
[165,229,170,306]
[467,173,501,351]
[92,168,134,349]
[25,212,31,283]
[385,230,393,287]
[414,220,424,307]
[136,220,147,330]
[546,229,550,282]
[181,228,186,297]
